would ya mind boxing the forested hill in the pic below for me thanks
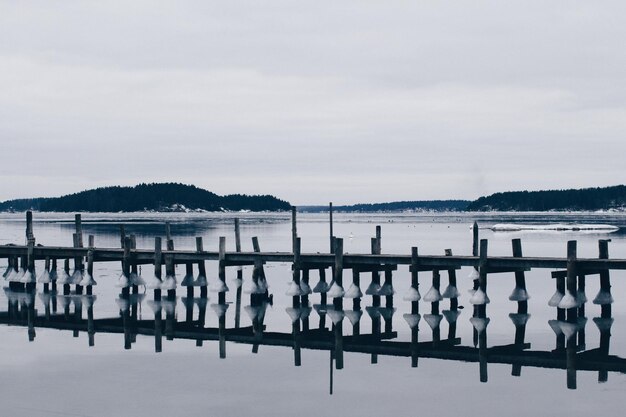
[0,183,291,212]
[301,200,470,213]
[466,185,626,211]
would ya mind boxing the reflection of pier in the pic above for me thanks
[2,287,624,392]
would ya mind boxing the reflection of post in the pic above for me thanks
[87,298,95,347]
[122,308,131,350]
[219,310,226,359]
[293,320,301,367]
[594,316,612,383]
[154,306,163,353]
[370,309,380,364]
[27,299,36,342]
[334,319,344,370]
[566,332,577,390]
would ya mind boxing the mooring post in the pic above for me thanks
[130,235,139,294]
[444,249,458,310]
[85,235,95,295]
[51,258,58,294]
[72,233,83,295]
[598,240,612,318]
[121,237,131,297]
[218,236,226,305]
[472,221,479,291]
[291,206,298,254]
[566,240,578,322]
[477,239,489,317]
[234,219,243,328]
[319,268,328,306]
[333,238,344,310]
[352,269,361,311]
[196,237,207,298]
[302,268,310,307]
[25,210,34,243]
[63,258,71,295]
[511,239,528,314]
[154,237,162,301]
[25,239,35,292]
[291,237,302,308]
[371,236,381,307]
[411,247,420,315]
[251,236,262,305]
[43,257,51,293]
[329,202,334,252]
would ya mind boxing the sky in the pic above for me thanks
[1,1,625,205]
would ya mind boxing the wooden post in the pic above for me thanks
[218,236,226,305]
[251,236,263,304]
[72,233,83,295]
[371,236,381,307]
[477,239,488,317]
[556,274,566,322]
[63,258,71,295]
[352,269,361,311]
[566,240,578,322]
[319,268,327,306]
[445,249,458,310]
[154,237,162,300]
[86,235,94,295]
[185,262,194,299]
[302,268,310,307]
[472,221,479,291]
[291,206,297,253]
[329,202,334,252]
[130,235,138,294]
[512,239,527,314]
[291,237,302,308]
[51,258,58,294]
[196,237,207,298]
[43,257,50,293]
[74,214,83,247]
[234,220,242,328]
[26,239,35,291]
[599,240,611,318]
[431,270,440,315]
[384,269,393,309]
[333,238,344,310]
[122,236,131,297]
[411,247,419,315]
[25,210,34,242]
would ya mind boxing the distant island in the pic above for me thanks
[300,200,469,213]
[302,184,626,213]
[2,183,625,214]
[0,183,291,213]
[467,185,626,211]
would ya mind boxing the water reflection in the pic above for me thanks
[2,286,625,393]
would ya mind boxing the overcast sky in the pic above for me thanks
[1,1,625,205]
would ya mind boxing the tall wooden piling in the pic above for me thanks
[444,249,458,310]
[512,239,528,314]
[121,237,131,297]
[153,237,162,300]
[411,247,419,315]
[196,237,207,298]
[218,236,226,305]
[566,241,578,322]
[333,238,344,310]
[291,206,298,253]
[292,237,302,308]
[329,202,334,252]
[598,240,612,318]
[86,235,95,295]
[234,219,243,328]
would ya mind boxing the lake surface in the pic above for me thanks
[1,211,626,417]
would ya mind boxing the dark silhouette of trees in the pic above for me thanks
[466,185,626,211]
[0,183,291,212]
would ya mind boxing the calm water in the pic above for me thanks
[1,211,626,417]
